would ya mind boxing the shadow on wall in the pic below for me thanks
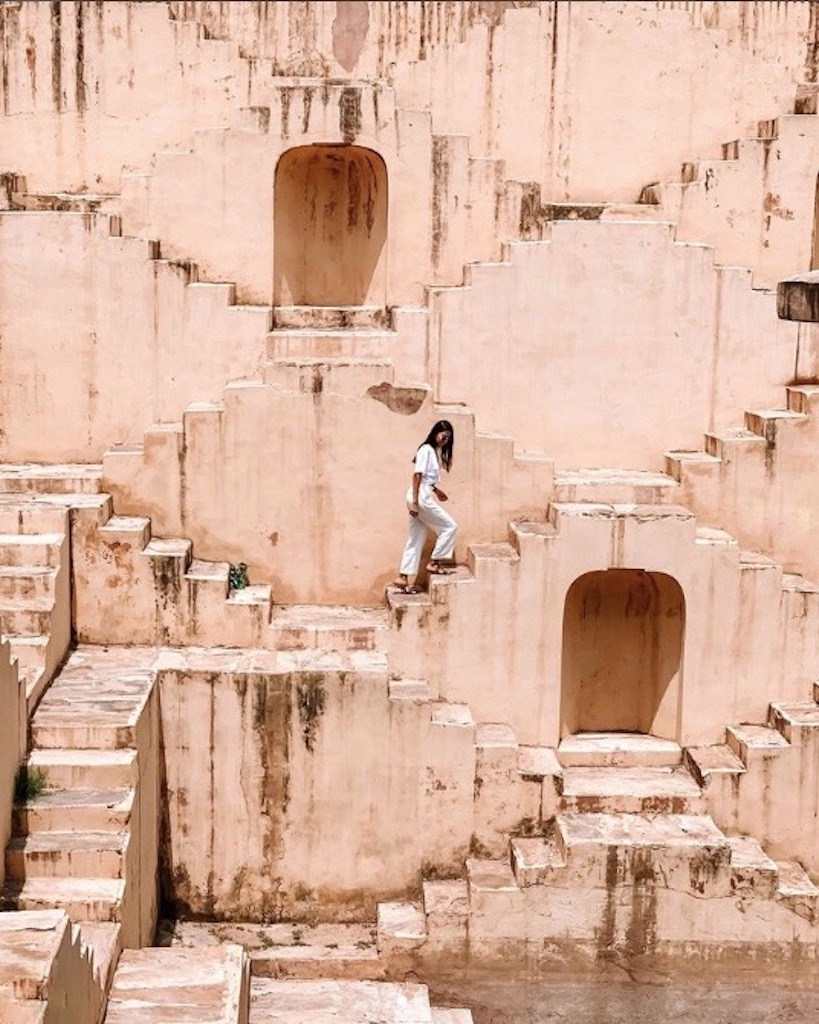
[274,144,388,306]
[560,569,685,740]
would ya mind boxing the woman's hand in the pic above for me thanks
[434,487,448,502]
[410,502,420,517]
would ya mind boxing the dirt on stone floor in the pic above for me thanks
[427,961,819,1024]
[157,920,819,1023]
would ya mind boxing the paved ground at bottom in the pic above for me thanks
[429,966,819,1024]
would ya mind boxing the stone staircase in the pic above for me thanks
[0,497,73,714]
[686,681,819,877]
[377,732,819,968]
[2,647,160,952]
[0,909,112,1024]
[639,85,819,288]
[74,496,396,647]
[0,461,398,652]
[666,383,819,590]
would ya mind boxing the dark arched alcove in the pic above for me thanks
[273,144,387,306]
[560,569,685,739]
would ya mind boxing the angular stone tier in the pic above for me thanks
[378,806,819,967]
[554,468,680,505]
[167,921,384,982]
[1,878,125,925]
[0,910,75,1002]
[0,500,71,710]
[0,464,103,495]
[0,909,103,1024]
[268,604,389,652]
[557,733,683,768]
[30,647,157,750]
[558,766,704,814]
[4,646,159,950]
[249,977,468,1024]
[104,946,249,1024]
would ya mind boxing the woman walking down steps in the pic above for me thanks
[392,420,458,594]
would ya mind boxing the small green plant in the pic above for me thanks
[14,765,48,803]
[291,926,305,946]
[228,562,250,589]
[257,930,275,950]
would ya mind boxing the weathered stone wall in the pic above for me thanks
[389,505,819,749]
[432,222,801,468]
[157,654,502,919]
[0,1,814,199]
[0,211,270,462]
[0,208,800,471]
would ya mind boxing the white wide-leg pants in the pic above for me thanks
[399,491,457,576]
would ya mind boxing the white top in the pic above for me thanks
[413,443,440,490]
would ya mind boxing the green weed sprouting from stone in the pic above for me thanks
[229,562,250,589]
[14,765,48,803]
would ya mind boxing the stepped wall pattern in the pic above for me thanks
[0,1,814,198]
[0,206,802,517]
[669,385,819,586]
[430,222,800,467]
[0,211,271,462]
[95,372,550,605]
[1,2,819,1019]
[647,111,819,290]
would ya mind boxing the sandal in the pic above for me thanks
[426,563,456,575]
[391,579,423,594]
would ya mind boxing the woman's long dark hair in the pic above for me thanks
[416,419,454,472]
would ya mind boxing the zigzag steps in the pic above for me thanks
[684,684,819,874]
[2,647,158,949]
[0,466,396,653]
[664,393,811,549]
[639,86,819,287]
[0,909,111,1024]
[0,502,72,711]
[378,806,819,966]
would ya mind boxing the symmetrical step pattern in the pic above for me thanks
[378,732,819,965]
[379,812,818,965]
[2,647,159,950]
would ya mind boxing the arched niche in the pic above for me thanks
[560,569,685,740]
[273,144,388,307]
